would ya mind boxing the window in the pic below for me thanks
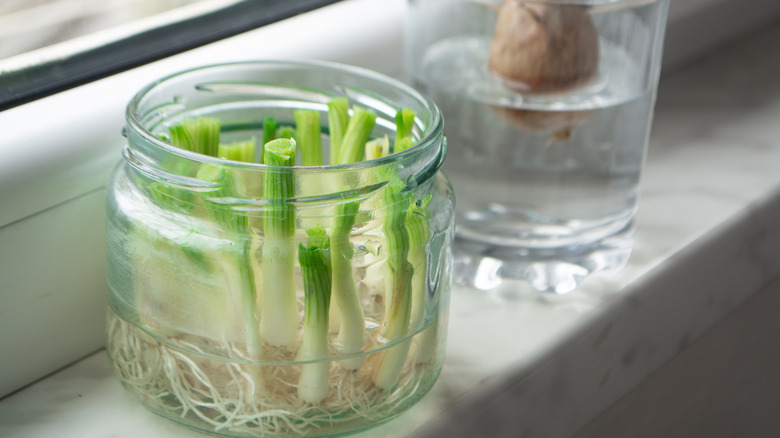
[0,0,341,111]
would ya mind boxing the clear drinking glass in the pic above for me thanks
[405,0,669,293]
[105,60,454,437]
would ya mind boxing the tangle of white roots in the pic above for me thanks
[106,313,438,437]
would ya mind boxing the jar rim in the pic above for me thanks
[125,59,444,172]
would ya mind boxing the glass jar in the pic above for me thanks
[105,60,454,437]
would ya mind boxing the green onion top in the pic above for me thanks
[294,110,323,166]
[169,117,221,157]
[277,125,296,141]
[218,138,256,163]
[261,117,278,163]
[337,107,376,164]
[263,138,297,238]
[327,98,350,164]
[394,108,416,153]
[196,163,248,235]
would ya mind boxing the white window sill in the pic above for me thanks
[3,0,780,436]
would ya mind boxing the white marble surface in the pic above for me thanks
[3,15,780,438]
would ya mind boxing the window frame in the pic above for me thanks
[0,0,341,111]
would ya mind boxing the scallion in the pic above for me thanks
[260,138,299,347]
[327,98,349,164]
[337,106,376,164]
[170,117,221,157]
[261,117,278,163]
[218,137,257,163]
[371,181,414,391]
[296,227,332,404]
[295,110,323,166]
[365,135,390,160]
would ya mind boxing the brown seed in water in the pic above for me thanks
[489,1,599,92]
[488,1,601,137]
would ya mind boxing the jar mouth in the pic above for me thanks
[125,59,444,173]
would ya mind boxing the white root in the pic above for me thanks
[106,313,436,437]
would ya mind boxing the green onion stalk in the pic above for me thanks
[170,117,221,157]
[196,164,263,362]
[147,117,223,214]
[218,138,257,163]
[296,227,332,404]
[260,138,300,347]
[277,125,297,142]
[406,199,430,338]
[393,114,436,364]
[170,118,264,363]
[327,98,349,165]
[131,119,224,346]
[405,199,430,329]
[337,106,377,165]
[325,98,348,331]
[327,102,376,369]
[295,110,323,166]
[369,108,436,387]
[394,108,416,152]
[365,135,390,160]
[330,200,363,369]
[261,117,278,163]
[371,180,414,391]
[294,109,325,202]
[406,196,436,364]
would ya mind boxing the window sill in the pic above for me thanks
[3,1,780,436]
